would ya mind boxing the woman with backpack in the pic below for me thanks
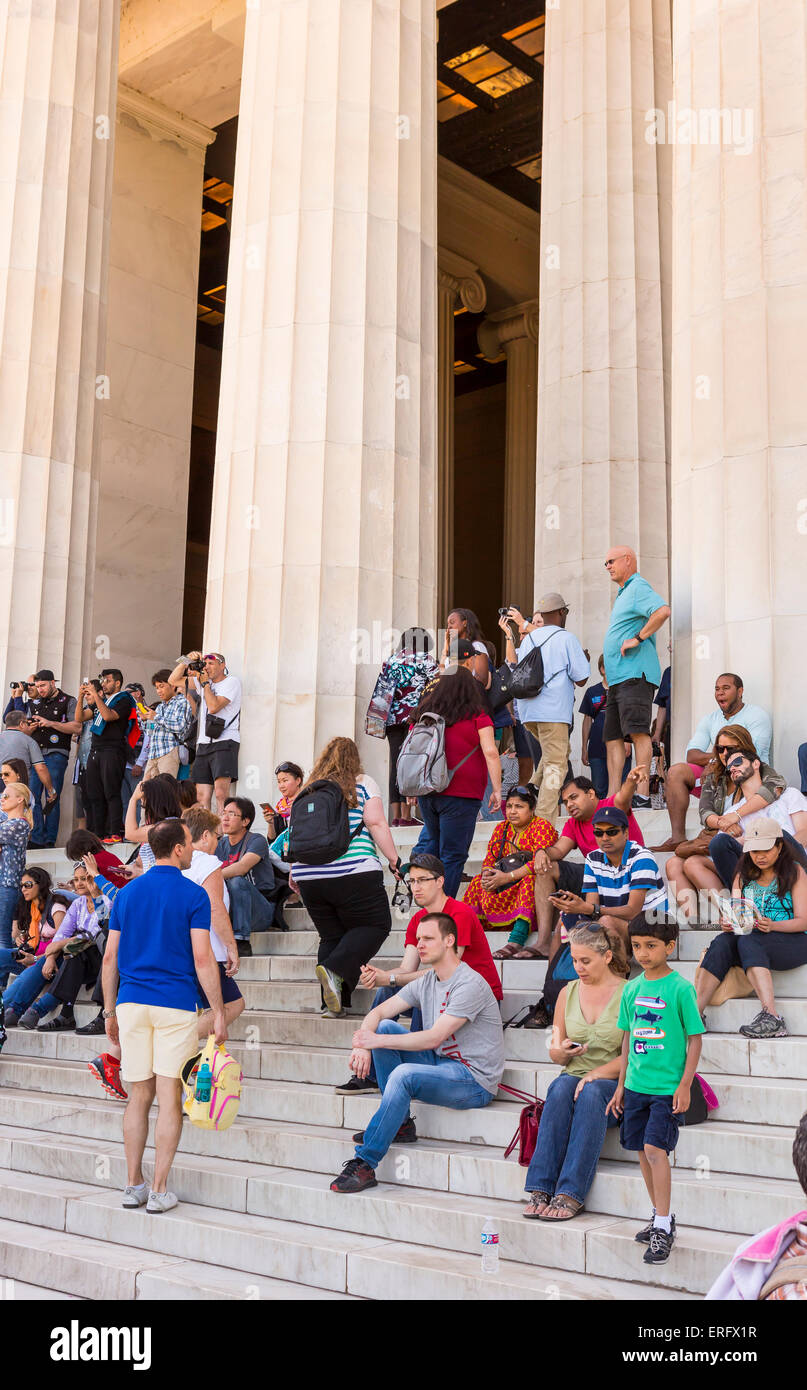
[407,668,502,897]
[366,628,439,827]
[290,737,400,1016]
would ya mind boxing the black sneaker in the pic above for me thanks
[4,1011,20,1029]
[353,1117,417,1145]
[635,1212,676,1245]
[75,1014,106,1036]
[19,1009,42,1030]
[334,1076,380,1095]
[739,1008,788,1038]
[643,1224,675,1264]
[236,940,253,957]
[632,795,651,810]
[37,1014,75,1032]
[329,1157,378,1193]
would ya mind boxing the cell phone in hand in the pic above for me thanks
[566,1041,584,1051]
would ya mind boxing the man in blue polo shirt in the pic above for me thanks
[549,805,667,952]
[102,819,226,1214]
[603,548,670,807]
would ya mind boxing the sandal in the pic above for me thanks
[538,1194,584,1221]
[513,946,548,960]
[492,943,522,959]
[523,1191,552,1219]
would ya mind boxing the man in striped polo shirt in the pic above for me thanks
[549,805,667,950]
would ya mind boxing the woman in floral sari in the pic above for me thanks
[463,784,557,958]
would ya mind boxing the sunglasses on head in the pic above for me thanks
[592,824,623,838]
[203,653,224,663]
[508,786,536,800]
[275,762,299,776]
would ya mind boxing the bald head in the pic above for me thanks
[605,547,637,586]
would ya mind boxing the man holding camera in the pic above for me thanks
[169,652,241,811]
[82,670,136,843]
[4,677,37,720]
[26,669,81,847]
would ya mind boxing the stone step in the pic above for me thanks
[0,1214,191,1300]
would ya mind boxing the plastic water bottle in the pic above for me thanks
[194,1060,213,1104]
[481,1218,499,1275]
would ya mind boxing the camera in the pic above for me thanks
[498,607,515,618]
[9,682,23,690]
[186,658,205,674]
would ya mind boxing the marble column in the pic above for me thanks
[478,300,539,611]
[437,249,486,618]
[92,87,214,683]
[535,0,671,656]
[670,0,807,782]
[205,0,437,795]
[0,0,120,692]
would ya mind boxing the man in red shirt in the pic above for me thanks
[334,852,502,1095]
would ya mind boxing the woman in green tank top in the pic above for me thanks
[523,924,627,1221]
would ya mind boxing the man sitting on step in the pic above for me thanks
[329,912,505,1194]
[333,853,502,1097]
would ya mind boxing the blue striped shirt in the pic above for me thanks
[582,841,667,915]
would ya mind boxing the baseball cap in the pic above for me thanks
[34,669,55,682]
[742,817,783,852]
[447,638,476,661]
[534,592,569,614]
[125,681,145,695]
[592,805,629,829]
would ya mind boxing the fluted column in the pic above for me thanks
[0,0,120,691]
[670,0,807,781]
[205,0,437,792]
[478,300,539,611]
[535,0,671,656]
[436,249,486,617]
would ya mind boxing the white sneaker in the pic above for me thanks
[315,964,344,1014]
[122,1181,149,1208]
[146,1189,178,1213]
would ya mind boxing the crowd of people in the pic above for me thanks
[1,543,805,1290]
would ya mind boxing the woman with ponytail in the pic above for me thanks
[523,923,628,1221]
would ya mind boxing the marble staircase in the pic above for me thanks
[3,817,803,1300]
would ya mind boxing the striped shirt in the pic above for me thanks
[582,841,667,915]
[292,776,383,881]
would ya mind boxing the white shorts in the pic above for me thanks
[117,1002,199,1082]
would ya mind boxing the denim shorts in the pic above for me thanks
[620,1087,681,1153]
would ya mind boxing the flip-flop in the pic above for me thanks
[492,943,522,959]
[538,1194,584,1221]
[513,946,548,960]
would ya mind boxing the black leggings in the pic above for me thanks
[299,872,391,1002]
[385,724,408,804]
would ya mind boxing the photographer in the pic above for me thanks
[169,651,241,812]
[82,670,136,843]
[4,677,37,720]
[27,669,81,847]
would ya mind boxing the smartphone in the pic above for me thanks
[259,802,273,812]
[566,1041,584,1052]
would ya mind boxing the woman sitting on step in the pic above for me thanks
[696,818,807,1040]
[463,784,557,959]
[523,924,627,1221]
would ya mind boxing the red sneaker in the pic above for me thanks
[88,1053,127,1100]
[102,835,123,845]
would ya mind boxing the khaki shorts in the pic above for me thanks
[117,1002,199,1082]
[144,748,180,779]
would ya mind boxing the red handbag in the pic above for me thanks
[499,1084,544,1165]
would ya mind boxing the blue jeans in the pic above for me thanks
[356,1019,493,1168]
[524,1072,618,1205]
[799,743,807,797]
[709,828,807,889]
[0,885,19,989]
[120,764,143,823]
[227,875,275,940]
[2,956,58,1017]
[366,985,423,1084]
[29,751,69,846]
[415,794,481,897]
[588,755,632,801]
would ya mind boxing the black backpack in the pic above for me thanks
[286,779,364,866]
[489,630,563,711]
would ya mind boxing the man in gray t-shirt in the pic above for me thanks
[0,718,53,793]
[329,912,505,1193]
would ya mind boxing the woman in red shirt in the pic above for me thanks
[411,669,501,897]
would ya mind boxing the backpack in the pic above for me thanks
[180,1036,242,1131]
[395,712,478,797]
[286,779,365,865]
[490,630,563,710]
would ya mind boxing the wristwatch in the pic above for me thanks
[389,974,397,989]
[102,1008,116,1019]
[589,903,601,922]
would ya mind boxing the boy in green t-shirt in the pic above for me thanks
[606,912,705,1265]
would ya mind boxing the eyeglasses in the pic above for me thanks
[404,874,439,888]
[592,825,622,838]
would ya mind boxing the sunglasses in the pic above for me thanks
[20,880,36,889]
[275,763,300,776]
[726,755,748,769]
[203,653,224,663]
[717,745,742,757]
[592,825,623,838]
[507,786,536,800]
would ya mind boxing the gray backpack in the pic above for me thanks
[396,712,478,797]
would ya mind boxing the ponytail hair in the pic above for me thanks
[568,922,629,979]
